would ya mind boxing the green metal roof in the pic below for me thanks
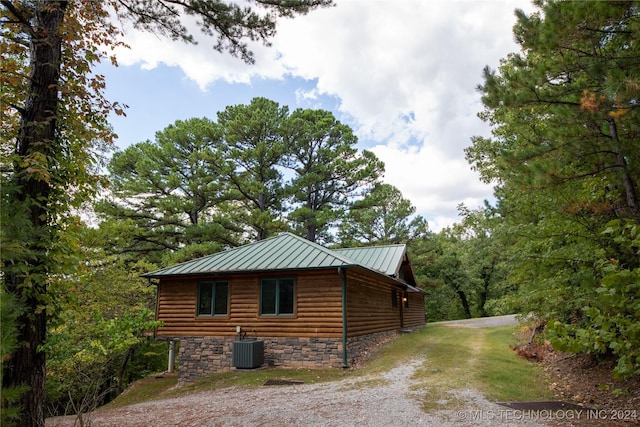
[142,233,359,278]
[142,233,421,291]
[334,245,406,277]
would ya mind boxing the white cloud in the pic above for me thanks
[109,0,535,230]
[110,15,288,89]
[371,142,493,230]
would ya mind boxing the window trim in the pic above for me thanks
[259,277,295,316]
[197,280,229,317]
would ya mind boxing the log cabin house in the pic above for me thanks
[142,232,426,383]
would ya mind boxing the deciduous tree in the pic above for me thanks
[0,1,331,424]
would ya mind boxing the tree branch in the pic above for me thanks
[1,0,36,36]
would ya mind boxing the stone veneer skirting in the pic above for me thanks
[175,330,401,384]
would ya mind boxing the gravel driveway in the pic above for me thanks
[431,314,519,329]
[47,315,550,427]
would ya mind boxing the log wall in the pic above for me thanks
[156,267,426,382]
[403,292,427,328]
[345,269,403,337]
[156,270,343,338]
[155,267,425,340]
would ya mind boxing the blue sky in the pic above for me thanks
[100,0,534,231]
[98,64,346,148]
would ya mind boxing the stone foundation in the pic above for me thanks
[177,336,234,383]
[176,330,405,384]
[346,330,400,366]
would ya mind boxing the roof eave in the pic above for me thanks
[141,263,415,290]
[140,263,364,281]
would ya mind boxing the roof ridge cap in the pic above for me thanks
[280,232,362,265]
[334,243,406,250]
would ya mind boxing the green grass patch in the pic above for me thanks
[182,366,349,393]
[360,328,437,374]
[104,374,178,409]
[106,366,351,408]
[475,326,553,402]
[406,324,553,412]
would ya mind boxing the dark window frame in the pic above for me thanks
[260,277,295,316]
[197,280,229,316]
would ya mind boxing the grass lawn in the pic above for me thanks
[378,324,554,411]
[107,323,553,412]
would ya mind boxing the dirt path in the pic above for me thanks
[433,314,519,329]
[47,359,548,427]
[47,316,555,427]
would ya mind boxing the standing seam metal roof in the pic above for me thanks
[333,245,406,277]
[142,232,363,278]
[141,233,420,292]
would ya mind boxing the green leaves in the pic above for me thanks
[98,117,238,260]
[100,98,386,251]
[469,0,640,379]
[113,0,332,64]
[285,108,384,243]
[216,98,289,241]
[338,183,427,247]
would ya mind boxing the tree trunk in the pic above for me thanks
[607,118,639,219]
[477,262,495,317]
[116,348,134,395]
[306,225,316,243]
[456,290,472,319]
[2,2,68,426]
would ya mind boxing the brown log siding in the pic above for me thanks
[403,292,427,328]
[155,267,425,339]
[346,270,403,337]
[156,270,343,338]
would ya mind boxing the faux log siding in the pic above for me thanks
[155,268,425,339]
[156,271,343,338]
[346,270,403,337]
[403,292,427,328]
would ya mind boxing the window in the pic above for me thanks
[260,278,295,315]
[391,290,398,308]
[197,281,229,316]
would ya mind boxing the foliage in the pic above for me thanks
[44,224,163,419]
[111,0,333,64]
[548,220,640,379]
[0,291,28,427]
[97,117,241,262]
[216,97,290,240]
[284,108,385,243]
[1,2,123,424]
[413,232,474,320]
[410,204,510,321]
[1,0,332,424]
[467,0,640,378]
[100,100,387,255]
[338,183,429,247]
[45,310,162,423]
